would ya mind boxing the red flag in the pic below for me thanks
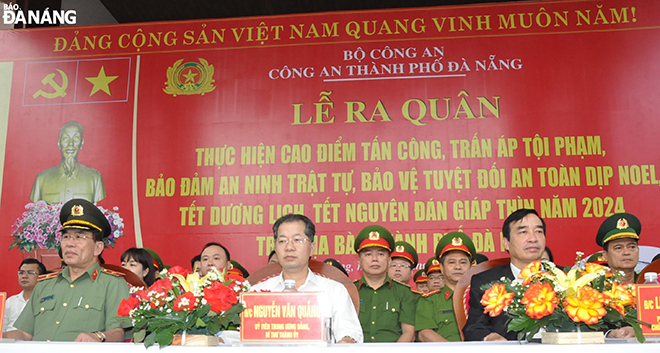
[23,60,77,106]
[75,57,131,103]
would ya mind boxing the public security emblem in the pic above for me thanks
[369,231,380,241]
[616,218,629,229]
[163,58,216,96]
[71,204,84,216]
[395,245,404,253]
[452,237,463,246]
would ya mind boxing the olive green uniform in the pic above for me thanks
[415,285,461,341]
[354,275,416,342]
[14,262,129,341]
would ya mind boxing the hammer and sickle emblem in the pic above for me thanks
[32,69,69,99]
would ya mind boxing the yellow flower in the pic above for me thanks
[521,282,558,319]
[551,266,599,297]
[564,286,607,324]
[481,283,515,317]
[604,283,636,316]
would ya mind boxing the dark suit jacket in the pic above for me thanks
[463,264,519,341]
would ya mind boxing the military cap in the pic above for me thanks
[60,198,111,238]
[435,232,476,261]
[474,253,489,264]
[424,257,442,274]
[144,248,165,272]
[354,225,395,253]
[228,260,250,278]
[323,258,349,277]
[391,241,418,267]
[413,269,428,283]
[596,213,641,247]
[586,251,607,265]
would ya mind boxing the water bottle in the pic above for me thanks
[644,272,659,284]
[283,279,298,292]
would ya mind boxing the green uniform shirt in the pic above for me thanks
[415,285,461,341]
[14,262,129,341]
[354,275,416,342]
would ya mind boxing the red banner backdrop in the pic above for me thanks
[1,0,660,295]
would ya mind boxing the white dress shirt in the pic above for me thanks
[251,268,363,343]
[3,291,28,332]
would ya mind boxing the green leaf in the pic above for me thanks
[156,329,174,347]
[144,332,157,348]
[133,329,146,342]
[196,317,206,327]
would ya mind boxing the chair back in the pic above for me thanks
[637,258,660,284]
[452,257,510,341]
[247,260,359,313]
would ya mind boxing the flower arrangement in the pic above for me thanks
[9,201,125,251]
[480,253,648,342]
[117,265,249,347]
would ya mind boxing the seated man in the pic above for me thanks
[417,232,476,342]
[388,241,418,285]
[7,199,130,341]
[3,259,47,333]
[413,270,430,293]
[354,225,416,342]
[251,214,362,343]
[463,208,546,341]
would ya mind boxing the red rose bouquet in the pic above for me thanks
[117,265,249,347]
[480,253,648,342]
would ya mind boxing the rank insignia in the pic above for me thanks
[91,268,98,281]
[163,58,216,96]
[444,289,451,300]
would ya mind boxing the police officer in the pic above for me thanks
[413,270,430,293]
[416,232,476,342]
[354,225,416,342]
[388,241,418,285]
[596,213,641,284]
[8,199,130,342]
[424,257,444,291]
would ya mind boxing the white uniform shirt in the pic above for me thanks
[251,268,363,343]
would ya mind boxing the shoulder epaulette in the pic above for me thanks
[422,289,441,298]
[38,270,61,282]
[391,279,411,288]
[101,268,126,277]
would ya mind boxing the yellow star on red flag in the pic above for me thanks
[85,66,118,96]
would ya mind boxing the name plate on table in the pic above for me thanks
[241,292,324,342]
[637,284,660,337]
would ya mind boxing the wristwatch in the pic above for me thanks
[94,331,107,342]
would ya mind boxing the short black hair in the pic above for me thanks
[267,250,276,261]
[200,242,231,262]
[272,214,315,242]
[20,258,47,275]
[122,248,157,286]
[502,209,546,240]
[191,254,201,269]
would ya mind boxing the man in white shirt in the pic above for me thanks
[3,259,47,332]
[251,214,363,343]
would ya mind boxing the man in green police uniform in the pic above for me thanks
[7,198,129,342]
[416,232,475,342]
[388,241,418,285]
[354,225,416,342]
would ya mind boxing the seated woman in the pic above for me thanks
[121,248,156,287]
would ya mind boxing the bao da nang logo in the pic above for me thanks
[3,2,76,25]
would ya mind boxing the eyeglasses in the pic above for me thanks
[61,233,94,242]
[275,237,309,247]
[428,275,444,281]
[18,270,38,276]
[389,263,411,269]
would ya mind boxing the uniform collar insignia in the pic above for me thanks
[91,268,99,281]
[444,289,451,300]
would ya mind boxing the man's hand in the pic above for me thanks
[607,327,635,339]
[74,332,101,342]
[3,329,33,341]
[336,336,357,344]
[484,332,507,341]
